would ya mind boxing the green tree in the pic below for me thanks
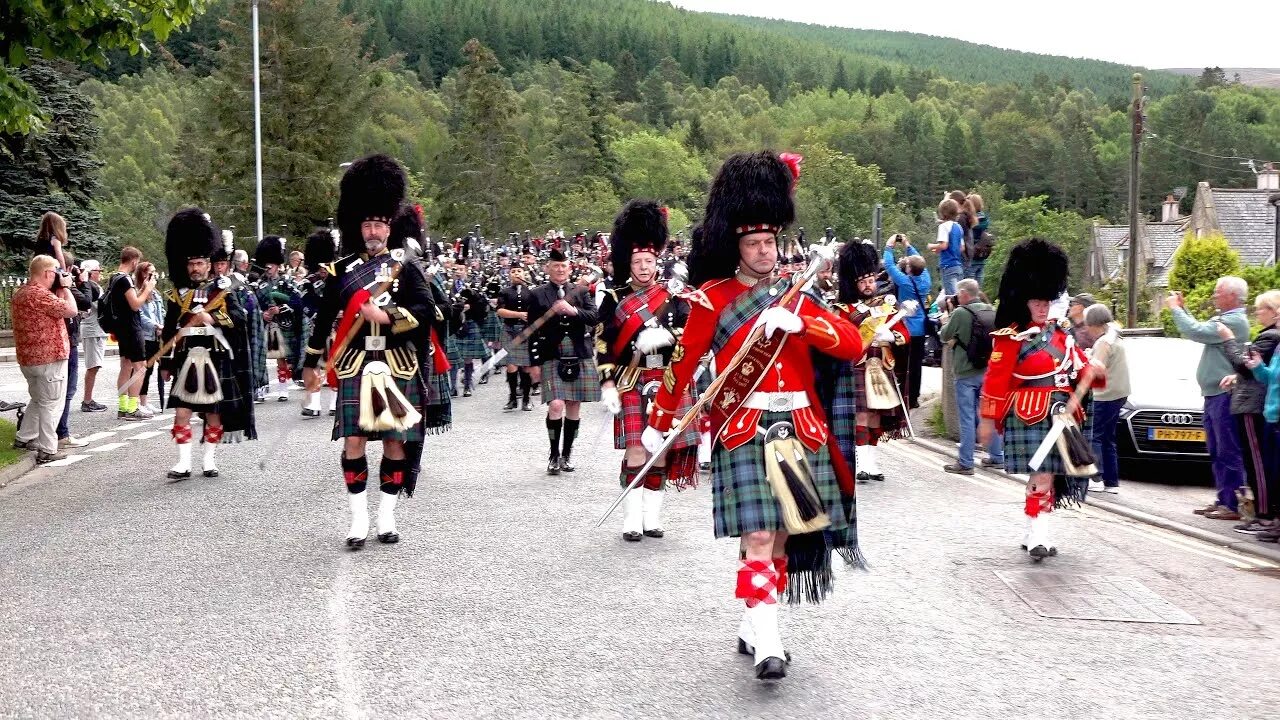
[614,51,641,103]
[540,178,620,230]
[868,67,894,97]
[829,58,849,95]
[791,142,896,240]
[1196,66,1228,90]
[641,70,673,128]
[185,0,392,239]
[1,0,205,133]
[980,195,1092,297]
[0,62,114,270]
[611,131,708,209]
[1166,232,1240,292]
[684,115,711,155]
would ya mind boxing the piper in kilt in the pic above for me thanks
[980,238,1102,562]
[528,248,600,475]
[303,155,433,550]
[159,208,257,480]
[447,264,489,397]
[255,236,304,403]
[598,200,697,542]
[642,151,864,681]
[830,240,914,483]
[495,266,535,411]
[300,228,340,418]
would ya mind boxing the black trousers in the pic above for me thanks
[892,335,925,409]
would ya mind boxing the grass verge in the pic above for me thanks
[927,403,946,437]
[0,418,25,469]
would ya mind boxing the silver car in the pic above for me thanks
[1114,336,1211,475]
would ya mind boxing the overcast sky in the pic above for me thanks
[666,0,1277,69]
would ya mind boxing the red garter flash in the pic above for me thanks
[171,424,192,444]
[735,559,779,607]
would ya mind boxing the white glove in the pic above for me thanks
[601,385,622,415]
[635,326,676,354]
[641,426,667,455]
[900,299,920,316]
[873,326,896,345]
[757,306,804,338]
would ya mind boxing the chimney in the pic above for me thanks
[1260,162,1280,191]
[1161,195,1180,222]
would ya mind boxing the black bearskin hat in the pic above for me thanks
[165,208,220,290]
[688,151,797,287]
[336,154,407,255]
[609,200,668,285]
[254,235,287,267]
[210,228,234,265]
[993,237,1070,329]
[304,229,338,273]
[836,240,882,303]
[390,204,426,251]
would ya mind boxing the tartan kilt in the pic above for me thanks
[503,325,532,367]
[444,334,462,366]
[1001,389,1077,476]
[710,410,847,538]
[614,368,697,450]
[456,321,489,361]
[333,367,425,442]
[248,307,268,390]
[539,338,600,402]
[482,312,504,344]
[422,371,452,435]
[846,358,906,437]
[167,347,244,418]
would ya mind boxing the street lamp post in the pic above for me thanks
[251,0,265,244]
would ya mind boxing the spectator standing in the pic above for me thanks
[54,252,91,449]
[1082,305,1128,494]
[1067,293,1097,350]
[1166,277,1251,520]
[12,256,79,463]
[928,198,965,296]
[940,278,1004,474]
[965,194,993,283]
[78,260,108,412]
[135,261,164,418]
[882,233,931,409]
[108,246,156,420]
[1218,289,1280,534]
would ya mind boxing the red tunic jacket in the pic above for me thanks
[980,322,1101,430]
[648,277,863,452]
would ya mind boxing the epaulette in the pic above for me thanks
[990,326,1018,337]
[833,302,850,313]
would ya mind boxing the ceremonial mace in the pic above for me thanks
[594,245,836,527]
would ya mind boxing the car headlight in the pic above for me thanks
[1119,401,1137,420]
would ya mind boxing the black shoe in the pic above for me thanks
[981,458,1005,469]
[755,657,787,680]
[463,388,473,397]
[559,456,575,473]
[943,463,974,476]
[203,469,219,478]
[301,408,321,417]
[1028,545,1057,561]
[522,399,534,411]
[699,462,711,471]
[346,536,365,550]
[738,639,792,663]
[328,408,336,416]
[547,457,561,475]
[377,531,400,544]
[478,375,489,385]
[531,383,540,396]
[167,469,191,479]
[871,473,885,482]
[12,439,28,450]
[643,528,664,538]
[504,397,518,410]
[623,531,642,542]
[856,471,872,484]
[277,395,289,403]
[450,388,459,398]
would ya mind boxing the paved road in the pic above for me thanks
[1,376,1278,719]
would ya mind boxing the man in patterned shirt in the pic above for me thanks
[12,255,81,463]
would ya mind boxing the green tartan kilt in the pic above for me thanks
[333,368,425,442]
[710,410,848,538]
[456,321,490,361]
[539,339,600,402]
[1001,389,1079,476]
[444,334,462,366]
[502,325,532,367]
[422,371,452,434]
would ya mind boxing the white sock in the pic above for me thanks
[171,443,192,474]
[347,491,369,541]
[202,441,216,472]
[377,490,398,536]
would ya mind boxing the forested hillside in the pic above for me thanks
[4,0,1278,289]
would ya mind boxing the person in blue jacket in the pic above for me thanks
[883,233,931,409]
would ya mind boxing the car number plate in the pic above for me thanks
[1148,427,1206,442]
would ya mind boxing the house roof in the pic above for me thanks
[1092,225,1128,282]
[1206,188,1278,265]
[1091,220,1187,288]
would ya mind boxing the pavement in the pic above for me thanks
[1,371,1278,719]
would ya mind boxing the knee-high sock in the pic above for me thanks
[379,456,406,496]
[402,441,423,497]
[463,361,475,390]
[171,423,192,472]
[561,418,580,458]
[342,455,368,494]
[202,425,223,471]
[449,367,459,391]
[519,370,532,401]
[506,370,518,400]
[546,416,563,458]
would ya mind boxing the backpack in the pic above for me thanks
[96,273,124,335]
[956,305,995,368]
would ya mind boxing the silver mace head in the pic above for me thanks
[666,261,689,294]
[801,244,836,281]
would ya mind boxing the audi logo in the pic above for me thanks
[1160,413,1196,425]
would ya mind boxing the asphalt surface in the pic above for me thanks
[1,367,1278,719]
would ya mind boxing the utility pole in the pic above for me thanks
[1126,73,1144,328]
[872,203,883,247]
[251,0,265,244]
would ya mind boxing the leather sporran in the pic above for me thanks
[556,357,581,382]
[266,324,287,359]
[1053,412,1098,477]
[762,422,831,535]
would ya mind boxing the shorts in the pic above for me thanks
[116,330,146,363]
[82,335,106,369]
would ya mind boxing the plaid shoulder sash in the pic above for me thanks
[712,277,791,353]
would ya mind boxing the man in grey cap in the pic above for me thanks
[1067,293,1097,350]
[77,259,109,412]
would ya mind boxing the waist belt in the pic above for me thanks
[1013,372,1058,389]
[178,325,233,356]
[743,391,810,412]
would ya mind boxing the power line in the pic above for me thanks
[1143,135,1262,175]
[1145,129,1278,167]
